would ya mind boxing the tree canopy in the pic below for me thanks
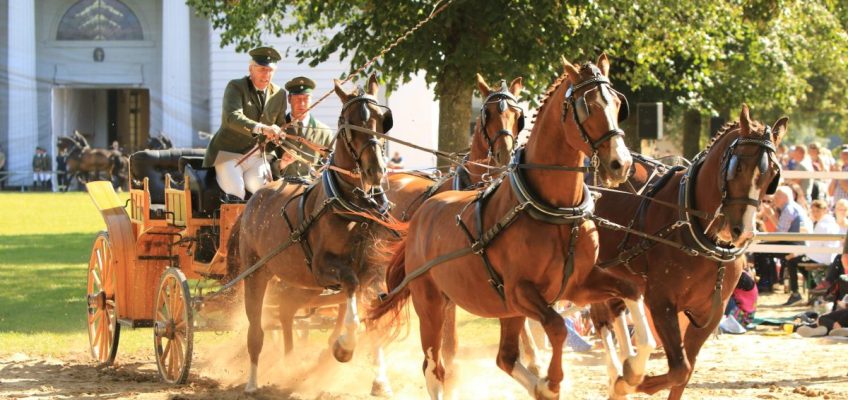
[188,0,848,156]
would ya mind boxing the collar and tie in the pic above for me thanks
[256,90,266,110]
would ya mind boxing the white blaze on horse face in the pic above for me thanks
[424,347,444,400]
[737,173,760,245]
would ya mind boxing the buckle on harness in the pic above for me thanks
[471,241,485,254]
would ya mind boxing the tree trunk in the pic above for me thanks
[683,108,702,159]
[435,68,474,168]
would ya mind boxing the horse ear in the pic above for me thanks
[562,56,579,84]
[333,79,349,102]
[366,73,379,96]
[771,117,789,146]
[476,73,491,98]
[739,103,751,135]
[509,77,523,97]
[596,53,610,76]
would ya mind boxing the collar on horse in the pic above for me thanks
[509,147,595,224]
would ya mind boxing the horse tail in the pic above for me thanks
[368,238,411,340]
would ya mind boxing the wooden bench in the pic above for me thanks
[798,262,828,302]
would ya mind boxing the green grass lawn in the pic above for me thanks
[0,192,500,359]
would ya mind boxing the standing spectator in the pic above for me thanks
[834,199,848,233]
[808,143,830,200]
[55,148,68,191]
[755,196,780,292]
[789,144,813,202]
[829,146,848,204]
[762,186,812,305]
[32,146,52,191]
[387,151,405,171]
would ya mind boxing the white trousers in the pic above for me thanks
[214,151,271,200]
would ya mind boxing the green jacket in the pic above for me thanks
[32,154,51,171]
[203,77,287,167]
[280,114,334,178]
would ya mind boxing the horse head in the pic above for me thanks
[561,54,632,186]
[706,104,787,247]
[475,74,524,166]
[333,73,390,188]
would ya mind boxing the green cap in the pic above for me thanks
[248,46,281,67]
[285,76,316,94]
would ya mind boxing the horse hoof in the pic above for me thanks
[332,339,354,363]
[621,359,643,387]
[371,379,393,397]
[244,384,258,394]
[534,377,559,400]
[613,376,637,396]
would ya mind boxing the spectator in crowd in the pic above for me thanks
[782,199,837,305]
[721,266,759,334]
[834,199,848,233]
[755,196,780,292]
[789,182,809,211]
[829,146,848,204]
[807,142,830,200]
[762,186,812,305]
[789,144,813,202]
[32,146,51,191]
[387,151,405,171]
[796,293,848,337]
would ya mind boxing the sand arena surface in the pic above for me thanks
[2,292,848,399]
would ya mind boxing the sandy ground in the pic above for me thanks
[2,292,848,400]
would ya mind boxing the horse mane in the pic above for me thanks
[702,119,766,154]
[533,62,597,123]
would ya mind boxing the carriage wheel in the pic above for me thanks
[153,267,194,384]
[86,231,121,366]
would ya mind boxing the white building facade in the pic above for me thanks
[1,0,440,187]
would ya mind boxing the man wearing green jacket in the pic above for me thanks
[279,76,333,178]
[203,46,288,200]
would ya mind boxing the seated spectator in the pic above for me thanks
[782,200,839,305]
[796,294,848,337]
[834,199,848,233]
[829,146,848,204]
[723,267,758,332]
[762,186,812,305]
[387,151,404,171]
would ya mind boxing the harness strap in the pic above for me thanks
[683,261,727,329]
[550,222,580,305]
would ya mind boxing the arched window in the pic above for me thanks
[57,0,143,41]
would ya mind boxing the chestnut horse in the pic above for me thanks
[590,105,786,399]
[232,74,392,393]
[372,54,642,399]
[271,73,526,396]
[56,135,127,189]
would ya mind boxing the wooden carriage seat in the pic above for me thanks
[179,156,223,218]
[130,149,207,205]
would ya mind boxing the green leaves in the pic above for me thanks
[188,0,848,144]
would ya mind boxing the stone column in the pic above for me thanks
[7,0,37,187]
[161,0,192,147]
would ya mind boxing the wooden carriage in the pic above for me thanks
[84,149,350,383]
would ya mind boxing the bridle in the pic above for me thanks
[563,64,630,159]
[336,93,393,176]
[479,85,525,158]
[678,129,780,261]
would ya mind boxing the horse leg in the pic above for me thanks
[608,295,656,396]
[519,319,543,376]
[244,271,270,393]
[276,286,321,355]
[410,278,448,399]
[666,312,721,400]
[512,280,566,399]
[442,302,458,368]
[636,298,689,396]
[331,269,361,363]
